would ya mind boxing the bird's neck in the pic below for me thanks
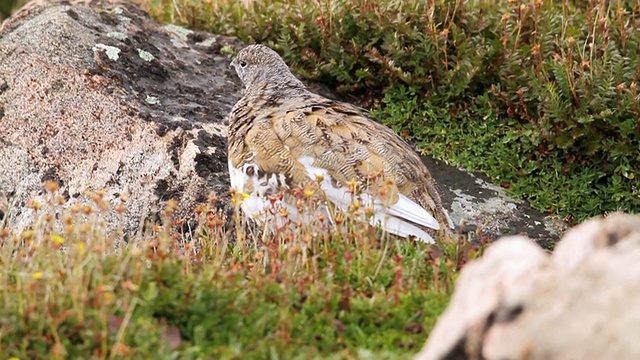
[244,82,309,105]
[247,68,306,92]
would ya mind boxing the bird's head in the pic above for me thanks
[230,44,305,91]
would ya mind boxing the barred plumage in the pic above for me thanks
[227,44,454,242]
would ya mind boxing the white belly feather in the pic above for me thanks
[228,157,440,243]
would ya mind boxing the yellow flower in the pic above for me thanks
[33,272,44,280]
[232,192,250,204]
[50,234,66,244]
[76,243,86,256]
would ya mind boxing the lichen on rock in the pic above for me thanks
[0,0,243,238]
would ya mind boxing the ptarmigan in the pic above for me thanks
[227,44,454,242]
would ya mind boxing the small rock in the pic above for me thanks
[416,213,640,360]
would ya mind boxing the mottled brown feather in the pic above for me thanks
[228,45,455,240]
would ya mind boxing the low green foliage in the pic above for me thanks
[0,183,472,358]
[141,0,640,221]
[0,0,26,21]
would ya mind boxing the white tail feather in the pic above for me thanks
[299,156,440,242]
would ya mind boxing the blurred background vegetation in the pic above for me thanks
[0,0,24,21]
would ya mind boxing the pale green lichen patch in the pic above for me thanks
[92,43,121,61]
[138,49,155,62]
[164,24,193,41]
[110,6,130,23]
[220,44,235,57]
[117,15,131,23]
[195,36,217,47]
[145,95,161,105]
[106,31,127,41]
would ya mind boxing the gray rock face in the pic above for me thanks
[422,156,564,246]
[416,213,640,360]
[0,0,242,237]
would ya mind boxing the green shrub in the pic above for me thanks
[142,0,640,221]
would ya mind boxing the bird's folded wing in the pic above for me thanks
[241,97,442,234]
[298,155,439,231]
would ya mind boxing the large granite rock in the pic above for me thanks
[0,0,243,237]
[416,213,640,360]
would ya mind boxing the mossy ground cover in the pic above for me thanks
[0,184,474,358]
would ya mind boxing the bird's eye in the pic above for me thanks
[239,61,248,68]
